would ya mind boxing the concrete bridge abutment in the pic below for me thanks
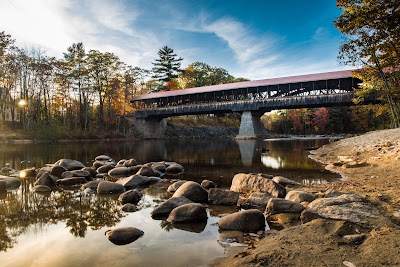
[133,118,167,139]
[236,111,269,139]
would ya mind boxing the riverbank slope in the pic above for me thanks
[211,128,400,267]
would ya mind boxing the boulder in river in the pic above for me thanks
[81,180,102,191]
[97,181,126,194]
[116,174,150,189]
[61,171,74,179]
[237,192,271,210]
[36,167,52,178]
[272,176,302,187]
[53,159,85,171]
[116,159,127,167]
[130,165,142,173]
[50,165,67,178]
[285,190,316,203]
[218,209,266,233]
[172,181,208,203]
[123,158,138,167]
[105,227,144,245]
[201,179,217,189]
[92,160,110,170]
[57,177,87,186]
[151,196,193,218]
[0,167,13,175]
[147,176,161,184]
[265,198,305,216]
[118,189,143,205]
[81,167,97,178]
[165,163,185,174]
[95,155,113,161]
[0,176,21,190]
[167,203,208,223]
[136,165,156,177]
[70,170,91,178]
[208,188,239,205]
[108,167,133,178]
[151,162,166,172]
[230,173,286,198]
[35,172,56,187]
[122,203,138,212]
[97,164,116,174]
[167,180,186,193]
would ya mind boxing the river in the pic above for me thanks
[0,138,337,267]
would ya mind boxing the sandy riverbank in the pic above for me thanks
[211,128,400,267]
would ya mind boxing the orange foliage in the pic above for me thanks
[166,79,180,91]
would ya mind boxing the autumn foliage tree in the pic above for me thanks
[288,110,304,132]
[312,107,329,133]
[335,0,400,127]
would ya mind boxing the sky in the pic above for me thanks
[0,0,349,80]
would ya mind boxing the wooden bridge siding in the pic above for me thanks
[134,92,357,119]
[132,77,360,111]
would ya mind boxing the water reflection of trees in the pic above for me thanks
[262,140,323,170]
[0,178,124,251]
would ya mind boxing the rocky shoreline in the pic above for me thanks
[211,128,400,267]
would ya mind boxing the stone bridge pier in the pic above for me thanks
[236,111,269,139]
[133,117,167,139]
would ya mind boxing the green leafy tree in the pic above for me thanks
[152,46,183,90]
[178,61,248,89]
[335,0,400,127]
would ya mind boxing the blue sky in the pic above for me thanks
[0,0,347,80]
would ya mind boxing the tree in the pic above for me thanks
[152,46,183,89]
[63,43,89,130]
[288,110,304,133]
[123,66,149,96]
[335,0,400,127]
[86,50,121,128]
[178,61,246,89]
[0,32,16,124]
[312,107,329,133]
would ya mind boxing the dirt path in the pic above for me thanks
[211,128,400,267]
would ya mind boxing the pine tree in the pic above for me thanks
[152,46,183,90]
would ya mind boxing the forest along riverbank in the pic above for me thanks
[211,128,400,267]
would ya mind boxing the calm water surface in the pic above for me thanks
[0,138,338,267]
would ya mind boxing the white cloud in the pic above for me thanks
[207,19,267,64]
[313,27,328,41]
[83,0,138,35]
[0,0,161,68]
[172,15,284,78]
[0,0,75,55]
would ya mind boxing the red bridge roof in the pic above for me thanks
[131,69,356,101]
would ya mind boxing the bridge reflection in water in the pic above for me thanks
[0,138,337,188]
[235,138,337,185]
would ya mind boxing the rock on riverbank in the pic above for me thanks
[211,129,400,267]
